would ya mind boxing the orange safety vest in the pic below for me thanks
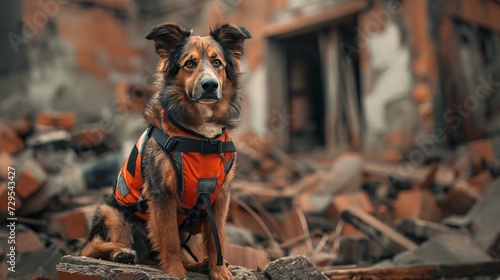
[112,115,236,265]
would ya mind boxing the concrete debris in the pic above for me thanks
[263,255,328,280]
[391,234,492,265]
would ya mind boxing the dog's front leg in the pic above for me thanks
[147,189,186,278]
[203,186,233,280]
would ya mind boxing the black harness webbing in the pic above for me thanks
[151,127,236,154]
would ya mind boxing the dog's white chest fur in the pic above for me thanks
[193,104,224,138]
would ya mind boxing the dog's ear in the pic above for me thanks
[146,23,191,59]
[210,23,252,58]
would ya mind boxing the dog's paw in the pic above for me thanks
[210,266,234,280]
[112,248,137,264]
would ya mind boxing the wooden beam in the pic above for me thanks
[264,0,368,38]
[341,206,418,253]
[325,260,500,279]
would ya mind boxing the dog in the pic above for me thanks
[80,22,251,280]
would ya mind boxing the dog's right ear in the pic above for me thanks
[146,23,191,59]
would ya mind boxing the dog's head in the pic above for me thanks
[146,22,251,107]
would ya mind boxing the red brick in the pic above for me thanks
[55,271,102,280]
[393,189,441,222]
[468,171,494,193]
[36,112,76,130]
[31,277,52,280]
[412,82,433,104]
[327,191,374,220]
[224,243,270,269]
[17,230,44,255]
[0,123,24,154]
[72,127,106,149]
[0,115,32,136]
[16,160,47,199]
[442,180,481,217]
[46,205,97,240]
[326,191,375,235]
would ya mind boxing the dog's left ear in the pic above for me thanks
[146,23,191,59]
[210,23,252,58]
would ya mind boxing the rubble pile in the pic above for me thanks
[1,111,500,279]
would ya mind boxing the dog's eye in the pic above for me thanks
[212,59,222,68]
[184,60,197,69]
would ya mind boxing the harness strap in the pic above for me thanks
[151,127,235,154]
[123,197,149,213]
[200,193,223,266]
[181,243,199,263]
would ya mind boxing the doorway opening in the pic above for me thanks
[275,20,361,153]
[283,32,325,152]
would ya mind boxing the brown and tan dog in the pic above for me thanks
[80,22,251,280]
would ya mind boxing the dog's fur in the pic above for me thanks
[80,22,251,280]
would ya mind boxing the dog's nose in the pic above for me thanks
[201,79,219,94]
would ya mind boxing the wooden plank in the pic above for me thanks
[341,206,418,254]
[363,161,454,187]
[326,260,500,279]
[318,28,342,152]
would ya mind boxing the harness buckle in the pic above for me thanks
[201,140,222,154]
[164,138,178,151]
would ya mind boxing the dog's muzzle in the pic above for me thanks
[193,79,221,104]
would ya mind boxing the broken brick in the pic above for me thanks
[46,205,97,240]
[0,115,32,136]
[15,159,47,199]
[17,229,45,255]
[36,112,76,130]
[442,180,480,217]
[224,243,271,269]
[0,123,24,154]
[327,191,374,220]
[72,126,107,150]
[393,189,441,222]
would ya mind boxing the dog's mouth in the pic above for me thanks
[197,99,219,104]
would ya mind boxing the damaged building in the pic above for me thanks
[1,0,500,279]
